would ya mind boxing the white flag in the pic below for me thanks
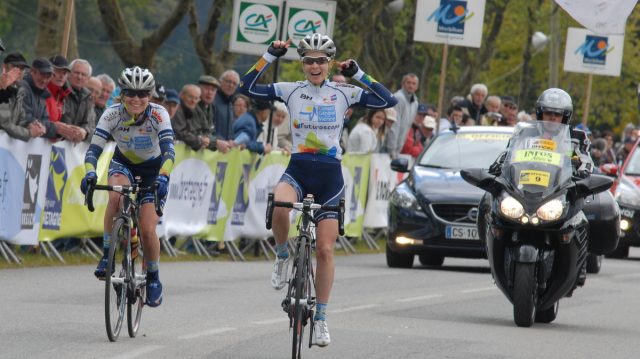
[554,0,637,35]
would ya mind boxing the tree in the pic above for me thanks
[97,0,191,68]
[186,0,233,77]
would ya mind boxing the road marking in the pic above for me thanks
[332,304,379,313]
[112,345,163,359]
[395,294,444,303]
[252,317,288,325]
[460,286,497,294]
[611,273,640,279]
[178,327,237,340]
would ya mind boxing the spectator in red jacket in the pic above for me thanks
[401,104,432,158]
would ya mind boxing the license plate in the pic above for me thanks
[446,225,479,240]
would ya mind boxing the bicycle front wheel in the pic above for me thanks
[127,242,145,338]
[292,235,308,359]
[105,218,127,342]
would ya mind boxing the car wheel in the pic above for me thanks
[586,253,602,274]
[605,245,629,259]
[418,252,444,267]
[386,242,414,268]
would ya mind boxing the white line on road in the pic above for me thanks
[332,304,379,313]
[395,294,444,303]
[178,327,237,340]
[252,317,288,325]
[459,286,497,294]
[112,345,163,359]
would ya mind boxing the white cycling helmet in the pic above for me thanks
[297,33,336,58]
[118,66,155,91]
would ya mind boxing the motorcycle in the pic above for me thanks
[461,121,614,327]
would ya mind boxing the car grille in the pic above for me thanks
[430,204,477,224]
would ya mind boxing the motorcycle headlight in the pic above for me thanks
[390,183,422,211]
[536,198,564,221]
[500,196,524,219]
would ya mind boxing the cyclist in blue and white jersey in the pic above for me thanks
[80,67,174,307]
[239,33,397,346]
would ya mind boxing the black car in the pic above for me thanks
[386,126,513,268]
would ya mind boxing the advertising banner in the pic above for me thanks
[563,27,624,77]
[414,0,486,48]
[281,0,336,61]
[341,154,370,237]
[363,154,395,229]
[229,0,284,56]
[0,133,51,245]
[38,141,114,242]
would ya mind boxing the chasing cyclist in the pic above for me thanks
[239,33,397,346]
[80,66,174,307]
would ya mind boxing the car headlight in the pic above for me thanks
[615,181,640,208]
[390,183,422,211]
[536,198,564,221]
[500,196,524,219]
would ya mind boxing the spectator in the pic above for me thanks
[150,83,166,106]
[347,109,386,154]
[164,88,180,119]
[273,101,292,153]
[422,115,436,145]
[1,52,27,104]
[18,57,56,139]
[498,96,518,126]
[86,76,102,108]
[214,69,240,140]
[459,83,488,123]
[447,104,464,127]
[0,55,45,140]
[62,59,96,142]
[517,111,532,123]
[385,73,419,158]
[401,104,429,158]
[95,73,115,119]
[590,138,607,167]
[171,84,210,151]
[617,136,635,165]
[196,75,228,152]
[232,98,273,154]
[44,55,73,141]
[257,101,288,154]
[480,95,502,126]
[383,107,397,137]
[602,131,617,164]
[232,94,250,119]
[621,123,636,147]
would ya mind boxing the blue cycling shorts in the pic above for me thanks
[279,153,345,222]
[108,150,163,205]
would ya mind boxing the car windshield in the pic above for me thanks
[417,130,512,169]
[624,147,640,176]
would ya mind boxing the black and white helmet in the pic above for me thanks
[535,88,573,124]
[118,66,155,91]
[297,33,336,58]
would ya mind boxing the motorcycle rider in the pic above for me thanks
[490,88,593,179]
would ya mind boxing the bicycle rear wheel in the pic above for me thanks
[292,235,307,359]
[127,242,145,338]
[105,218,127,342]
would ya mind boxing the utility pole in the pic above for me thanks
[549,1,559,88]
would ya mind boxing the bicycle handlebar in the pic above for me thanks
[84,183,163,217]
[265,193,345,235]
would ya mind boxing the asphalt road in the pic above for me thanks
[2,249,640,359]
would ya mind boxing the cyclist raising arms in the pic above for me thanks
[80,67,174,307]
[239,34,397,346]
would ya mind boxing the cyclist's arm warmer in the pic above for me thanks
[238,53,289,100]
[350,69,398,109]
[158,130,175,177]
[84,126,109,173]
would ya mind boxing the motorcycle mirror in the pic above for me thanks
[460,168,497,194]
[575,174,614,197]
[390,158,409,173]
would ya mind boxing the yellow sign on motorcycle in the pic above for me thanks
[514,149,561,166]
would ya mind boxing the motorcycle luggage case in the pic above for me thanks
[583,190,620,255]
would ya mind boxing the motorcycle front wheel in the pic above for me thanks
[513,262,536,327]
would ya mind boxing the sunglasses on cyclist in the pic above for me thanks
[301,56,331,65]
[122,89,151,98]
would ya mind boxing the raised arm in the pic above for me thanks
[339,60,397,109]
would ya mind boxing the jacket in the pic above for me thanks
[213,91,235,140]
[347,122,378,154]
[0,85,30,141]
[232,111,265,154]
[18,74,56,139]
[46,82,72,123]
[62,86,96,142]
[171,102,210,151]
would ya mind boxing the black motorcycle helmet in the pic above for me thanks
[535,88,573,124]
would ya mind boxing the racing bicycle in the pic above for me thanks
[266,193,344,358]
[85,179,162,342]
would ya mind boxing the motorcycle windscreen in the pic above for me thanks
[501,121,573,199]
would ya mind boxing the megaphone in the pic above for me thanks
[532,31,549,51]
